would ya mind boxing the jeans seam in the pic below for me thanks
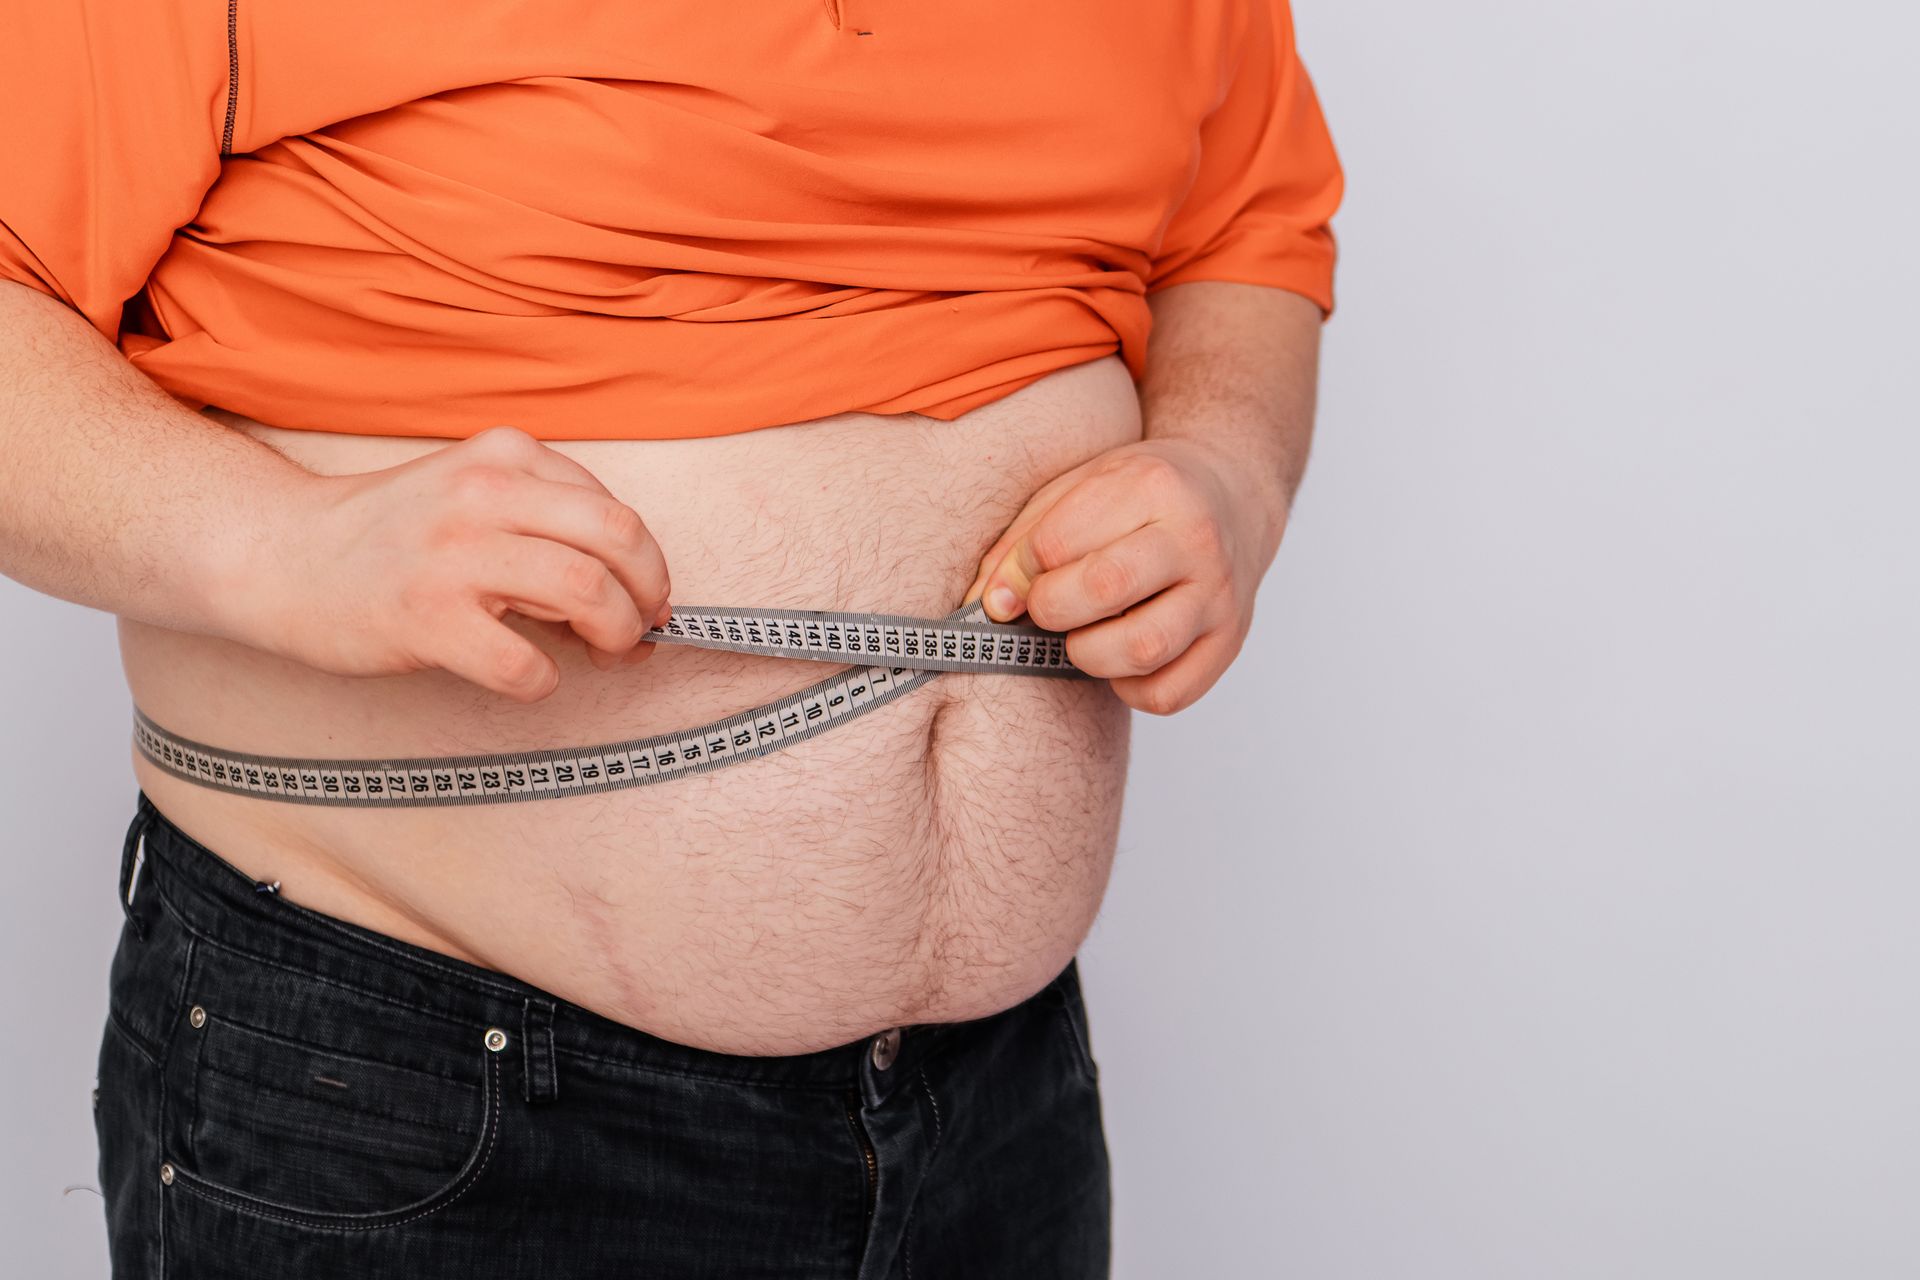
[104,1008,162,1069]
[1056,988,1098,1085]
[156,936,196,1280]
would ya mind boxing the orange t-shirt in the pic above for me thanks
[0,1,1342,441]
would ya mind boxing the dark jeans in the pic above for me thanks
[96,791,1110,1278]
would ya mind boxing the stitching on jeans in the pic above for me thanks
[918,1066,944,1154]
[549,1042,851,1093]
[545,1006,558,1101]
[206,1006,475,1086]
[157,936,196,1280]
[170,937,199,1055]
[105,1008,162,1068]
[1055,987,1098,1084]
[194,1058,476,1139]
[185,1004,206,1162]
[168,1049,500,1232]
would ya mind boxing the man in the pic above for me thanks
[1,1,1340,1275]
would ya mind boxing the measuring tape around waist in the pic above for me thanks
[132,602,1087,808]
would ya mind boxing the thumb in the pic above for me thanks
[980,538,1045,621]
[962,467,1087,610]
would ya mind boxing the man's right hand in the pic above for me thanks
[234,424,672,703]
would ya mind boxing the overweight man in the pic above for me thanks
[0,1,1341,1275]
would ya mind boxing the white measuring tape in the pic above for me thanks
[132,603,1087,807]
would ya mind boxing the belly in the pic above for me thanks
[123,355,1135,1054]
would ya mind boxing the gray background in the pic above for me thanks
[5,1,1916,1274]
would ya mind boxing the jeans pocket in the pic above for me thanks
[161,949,505,1232]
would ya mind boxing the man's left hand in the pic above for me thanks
[963,436,1285,716]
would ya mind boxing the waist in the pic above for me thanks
[117,793,1084,1094]
[120,355,1137,1053]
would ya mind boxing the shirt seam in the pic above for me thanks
[220,0,240,156]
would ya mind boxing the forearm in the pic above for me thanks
[1137,280,1324,568]
[0,279,310,642]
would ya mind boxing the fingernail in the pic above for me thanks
[985,586,1018,619]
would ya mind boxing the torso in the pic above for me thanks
[123,355,1135,1054]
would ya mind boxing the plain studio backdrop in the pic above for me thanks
[4,2,1915,1275]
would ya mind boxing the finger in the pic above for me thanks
[495,602,659,668]
[1024,524,1188,633]
[466,471,673,628]
[1062,584,1210,679]
[962,467,1090,604]
[473,536,651,660]
[463,425,616,495]
[1109,626,1241,716]
[427,608,562,703]
[579,631,659,671]
[982,471,1154,620]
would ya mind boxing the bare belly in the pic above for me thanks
[123,354,1135,1054]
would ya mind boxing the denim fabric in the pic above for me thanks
[96,791,1110,1278]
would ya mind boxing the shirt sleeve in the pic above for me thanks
[1146,0,1344,316]
[0,1,231,342]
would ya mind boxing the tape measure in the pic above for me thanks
[132,602,1087,807]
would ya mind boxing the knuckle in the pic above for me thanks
[1027,526,1072,572]
[1124,623,1172,670]
[562,555,606,604]
[601,501,646,550]
[1082,552,1133,605]
[1131,454,1182,494]
[1184,516,1225,559]
[473,423,535,454]
[1137,680,1184,716]
[493,641,544,689]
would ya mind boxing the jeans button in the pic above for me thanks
[870,1027,902,1071]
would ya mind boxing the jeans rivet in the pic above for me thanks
[870,1027,902,1071]
[188,1005,207,1029]
[484,1027,509,1053]
[159,1162,175,1187]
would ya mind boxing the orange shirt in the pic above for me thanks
[1,1,1342,441]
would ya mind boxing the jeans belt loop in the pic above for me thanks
[522,996,559,1104]
[118,797,156,941]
